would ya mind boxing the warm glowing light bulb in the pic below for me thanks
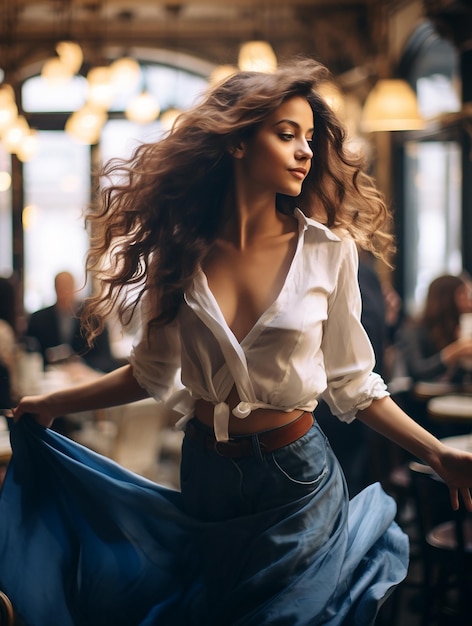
[238,41,277,73]
[41,57,74,85]
[2,115,30,153]
[56,41,83,74]
[65,104,107,144]
[125,91,160,124]
[0,172,12,192]
[86,66,115,110]
[110,57,141,91]
[160,108,182,131]
[16,129,40,162]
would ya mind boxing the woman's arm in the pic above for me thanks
[12,364,149,428]
[358,395,472,511]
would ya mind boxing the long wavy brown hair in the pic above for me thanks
[82,56,394,344]
[421,274,465,350]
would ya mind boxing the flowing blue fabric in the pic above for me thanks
[0,417,409,626]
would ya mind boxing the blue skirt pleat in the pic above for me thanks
[0,417,409,626]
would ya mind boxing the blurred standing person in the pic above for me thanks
[315,249,391,496]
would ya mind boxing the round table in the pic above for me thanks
[415,381,472,401]
[440,433,472,453]
[427,394,472,424]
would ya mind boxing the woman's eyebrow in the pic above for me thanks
[274,119,315,134]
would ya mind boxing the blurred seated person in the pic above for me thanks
[0,276,19,414]
[394,273,472,438]
[26,271,120,374]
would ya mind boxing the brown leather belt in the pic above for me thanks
[185,411,314,458]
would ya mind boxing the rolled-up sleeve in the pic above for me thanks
[129,295,183,403]
[320,239,388,422]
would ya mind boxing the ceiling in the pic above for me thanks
[1,0,382,83]
[2,1,470,96]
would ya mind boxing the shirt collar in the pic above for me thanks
[293,207,341,242]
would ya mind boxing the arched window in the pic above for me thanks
[397,22,461,315]
[19,55,209,312]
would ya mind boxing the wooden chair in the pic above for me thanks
[0,591,14,626]
[408,460,472,626]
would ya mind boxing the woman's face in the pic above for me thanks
[234,96,314,197]
[456,281,472,315]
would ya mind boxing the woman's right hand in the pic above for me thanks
[12,394,57,429]
[441,337,472,366]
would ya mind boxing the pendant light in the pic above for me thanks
[56,41,83,75]
[126,91,160,124]
[110,57,141,92]
[125,67,160,124]
[209,65,238,85]
[2,115,30,154]
[160,108,182,131]
[41,56,74,86]
[360,79,425,132]
[16,129,39,162]
[318,81,346,120]
[0,84,18,135]
[238,41,277,73]
[65,104,106,145]
[86,66,115,111]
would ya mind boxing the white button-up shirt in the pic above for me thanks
[130,208,388,441]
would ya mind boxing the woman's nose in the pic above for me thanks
[297,140,313,159]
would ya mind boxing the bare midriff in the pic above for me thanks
[194,386,306,435]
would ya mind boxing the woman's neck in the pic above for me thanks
[220,193,294,251]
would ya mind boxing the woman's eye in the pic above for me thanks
[279,133,294,141]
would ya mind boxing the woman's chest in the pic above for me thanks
[203,236,298,343]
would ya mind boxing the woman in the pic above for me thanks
[1,58,472,626]
[397,274,472,382]
[395,274,472,436]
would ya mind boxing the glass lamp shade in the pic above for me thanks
[0,83,15,101]
[318,81,346,120]
[0,172,12,192]
[125,91,160,124]
[2,115,30,153]
[209,65,238,85]
[110,57,141,92]
[41,57,74,85]
[86,66,115,110]
[16,129,39,162]
[0,85,18,135]
[160,108,182,131]
[238,41,277,73]
[65,104,107,145]
[360,79,425,132]
[56,41,83,75]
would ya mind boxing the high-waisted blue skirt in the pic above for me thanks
[0,417,409,626]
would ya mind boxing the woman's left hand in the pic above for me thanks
[358,396,472,511]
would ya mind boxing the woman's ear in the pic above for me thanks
[228,142,245,159]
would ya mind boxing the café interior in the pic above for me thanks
[1,0,472,624]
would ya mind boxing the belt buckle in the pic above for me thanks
[214,440,227,456]
[215,438,246,457]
